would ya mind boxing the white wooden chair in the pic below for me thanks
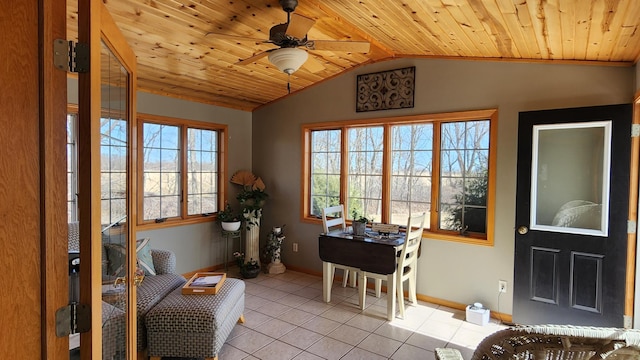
[357,212,425,319]
[322,204,357,288]
[396,212,425,318]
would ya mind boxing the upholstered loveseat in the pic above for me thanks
[68,222,187,357]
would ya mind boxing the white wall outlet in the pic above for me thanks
[293,243,298,252]
[498,280,507,293]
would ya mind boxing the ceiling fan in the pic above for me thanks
[206,0,370,77]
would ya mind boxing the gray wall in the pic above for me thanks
[68,78,253,274]
[252,58,634,316]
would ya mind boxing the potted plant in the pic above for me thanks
[230,170,269,267]
[351,209,370,236]
[233,252,260,279]
[218,202,242,231]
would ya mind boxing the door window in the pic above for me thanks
[530,121,611,236]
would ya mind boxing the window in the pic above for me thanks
[67,112,78,222]
[101,116,128,225]
[139,114,224,226]
[66,108,130,226]
[303,109,497,245]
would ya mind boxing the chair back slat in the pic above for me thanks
[322,204,347,233]
[399,213,426,271]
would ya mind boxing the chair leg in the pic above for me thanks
[409,271,417,305]
[397,276,405,318]
[375,279,382,297]
[342,269,349,287]
[349,271,357,287]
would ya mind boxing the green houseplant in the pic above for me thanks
[351,209,370,236]
[218,202,242,231]
[230,170,268,269]
[233,252,260,279]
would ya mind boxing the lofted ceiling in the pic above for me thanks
[67,0,640,111]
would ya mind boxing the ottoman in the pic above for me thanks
[145,278,245,360]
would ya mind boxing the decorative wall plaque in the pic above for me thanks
[356,66,415,112]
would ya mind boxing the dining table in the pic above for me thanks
[318,228,405,320]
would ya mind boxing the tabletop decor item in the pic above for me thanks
[351,209,370,236]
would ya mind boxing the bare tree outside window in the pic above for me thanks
[304,109,495,243]
[439,120,490,234]
[187,128,218,215]
[310,130,341,216]
[142,123,180,220]
[347,126,383,222]
[101,117,127,225]
[390,124,433,227]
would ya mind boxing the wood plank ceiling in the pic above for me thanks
[67,0,640,111]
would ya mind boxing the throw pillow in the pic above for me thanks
[103,238,157,277]
[104,243,126,278]
[136,238,156,276]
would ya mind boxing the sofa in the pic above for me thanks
[68,222,187,358]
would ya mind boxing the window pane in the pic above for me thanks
[67,113,78,222]
[142,122,181,220]
[390,124,433,227]
[347,126,383,222]
[187,128,218,215]
[100,117,127,225]
[439,120,490,234]
[310,129,341,217]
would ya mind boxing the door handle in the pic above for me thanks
[517,226,529,235]
[113,275,145,287]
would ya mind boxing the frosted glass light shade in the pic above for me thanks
[268,48,308,75]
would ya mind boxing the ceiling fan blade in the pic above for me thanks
[236,51,270,65]
[205,32,271,44]
[310,40,371,53]
[303,55,325,73]
[286,13,315,39]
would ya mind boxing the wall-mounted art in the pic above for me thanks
[356,66,415,112]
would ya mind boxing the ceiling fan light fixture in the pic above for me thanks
[268,47,308,75]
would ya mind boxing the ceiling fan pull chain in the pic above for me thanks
[287,74,291,94]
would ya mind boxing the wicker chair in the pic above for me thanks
[435,325,640,360]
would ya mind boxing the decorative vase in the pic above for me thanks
[240,266,260,279]
[353,222,366,235]
[221,221,241,231]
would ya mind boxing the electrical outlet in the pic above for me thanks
[498,280,507,293]
[293,243,298,252]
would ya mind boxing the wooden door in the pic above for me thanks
[0,0,67,358]
[78,1,137,359]
[514,104,632,326]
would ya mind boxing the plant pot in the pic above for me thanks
[221,221,241,231]
[240,267,260,279]
[353,222,366,236]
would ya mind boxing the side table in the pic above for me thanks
[222,229,242,271]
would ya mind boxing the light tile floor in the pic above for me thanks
[219,269,507,360]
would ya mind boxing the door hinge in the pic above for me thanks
[55,303,91,337]
[628,220,637,234]
[53,39,89,73]
[631,124,640,138]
